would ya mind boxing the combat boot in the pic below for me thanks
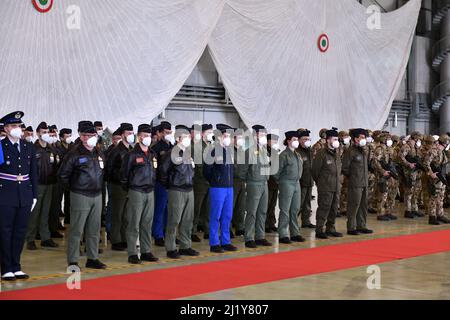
[429,216,440,225]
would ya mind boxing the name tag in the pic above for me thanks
[79,157,88,164]
[136,157,145,164]
[153,158,158,169]
[98,156,104,169]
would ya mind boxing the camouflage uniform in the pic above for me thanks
[423,135,450,224]
[312,128,328,160]
[420,136,436,216]
[398,132,424,218]
[371,133,397,220]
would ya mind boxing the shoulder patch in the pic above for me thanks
[79,157,88,164]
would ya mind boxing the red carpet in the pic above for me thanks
[2,229,450,300]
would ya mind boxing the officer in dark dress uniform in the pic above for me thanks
[0,111,38,281]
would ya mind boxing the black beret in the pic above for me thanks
[326,129,339,138]
[120,123,133,133]
[49,125,57,133]
[79,122,96,134]
[252,125,266,133]
[94,121,103,127]
[37,121,49,131]
[59,128,72,137]
[0,124,4,133]
[112,128,122,136]
[216,123,233,134]
[350,128,367,138]
[78,121,93,132]
[267,134,280,141]
[202,124,213,132]
[159,121,172,131]
[151,126,159,135]
[25,126,33,132]
[298,130,311,138]
[175,125,190,137]
[21,123,26,129]
[284,131,299,140]
[138,124,152,134]
[0,111,24,126]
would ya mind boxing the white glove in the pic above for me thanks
[31,199,37,212]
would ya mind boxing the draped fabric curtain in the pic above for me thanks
[208,0,421,138]
[0,0,226,130]
[0,0,420,135]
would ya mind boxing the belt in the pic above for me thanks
[0,173,30,182]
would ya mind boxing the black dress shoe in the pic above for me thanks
[326,231,343,238]
[128,255,142,264]
[404,211,415,219]
[191,234,201,242]
[222,244,238,251]
[414,211,425,218]
[301,223,316,229]
[279,237,292,244]
[167,250,181,259]
[41,239,59,248]
[235,230,245,236]
[245,241,257,248]
[51,231,64,239]
[203,234,209,240]
[386,214,398,220]
[1,273,16,281]
[154,238,165,247]
[429,216,440,225]
[438,216,450,224]
[255,239,272,246]
[291,235,306,242]
[315,232,329,239]
[111,243,126,251]
[210,245,225,253]
[377,215,391,221]
[141,252,159,262]
[179,248,200,256]
[27,241,37,250]
[347,230,360,236]
[85,259,107,269]
[356,228,373,234]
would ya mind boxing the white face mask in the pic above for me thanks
[259,136,268,146]
[9,127,23,139]
[433,135,440,142]
[304,140,312,148]
[236,138,244,147]
[165,134,175,145]
[416,140,422,148]
[142,137,152,147]
[126,134,135,144]
[343,137,351,145]
[291,141,299,149]
[223,137,232,147]
[181,137,191,148]
[194,133,201,142]
[87,136,98,148]
[366,137,373,144]
[25,136,33,142]
[272,143,280,151]
[359,139,367,147]
[206,132,214,142]
[65,137,74,144]
[386,140,393,148]
[97,130,104,136]
[41,133,52,144]
[331,141,340,149]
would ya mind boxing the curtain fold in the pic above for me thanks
[208,0,421,138]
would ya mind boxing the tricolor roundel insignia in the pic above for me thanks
[32,0,54,13]
[318,34,329,53]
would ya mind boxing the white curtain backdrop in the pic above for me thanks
[0,0,225,131]
[0,0,420,136]
[208,0,421,138]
